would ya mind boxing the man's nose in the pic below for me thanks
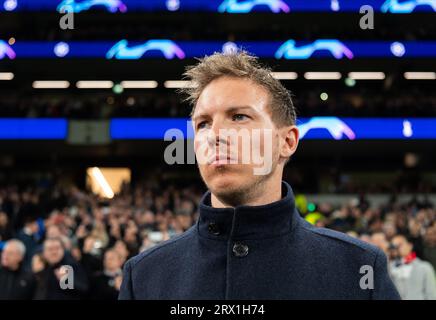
[206,122,227,147]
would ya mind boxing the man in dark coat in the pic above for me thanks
[119,51,400,300]
[89,249,123,300]
[34,237,89,300]
[0,239,36,299]
[16,217,41,270]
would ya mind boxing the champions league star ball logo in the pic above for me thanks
[275,40,354,60]
[298,117,356,140]
[218,0,290,13]
[381,0,436,13]
[106,39,185,60]
[57,0,127,13]
[0,40,16,59]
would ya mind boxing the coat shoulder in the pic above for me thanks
[298,219,381,259]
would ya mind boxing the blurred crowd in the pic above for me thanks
[304,193,436,299]
[0,180,202,299]
[1,85,436,118]
[0,179,435,299]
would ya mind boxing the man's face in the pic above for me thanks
[371,233,388,252]
[114,241,128,260]
[104,251,122,271]
[43,240,64,265]
[46,225,62,238]
[192,76,297,203]
[392,236,413,258]
[1,243,23,269]
[425,226,436,245]
[0,212,8,227]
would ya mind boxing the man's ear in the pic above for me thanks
[279,125,299,160]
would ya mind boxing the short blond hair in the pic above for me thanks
[178,51,297,127]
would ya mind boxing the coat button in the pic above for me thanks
[233,242,249,257]
[207,222,220,235]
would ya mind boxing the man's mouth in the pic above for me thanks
[207,154,235,165]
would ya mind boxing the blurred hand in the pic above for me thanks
[114,275,123,291]
[83,237,95,254]
[54,266,68,281]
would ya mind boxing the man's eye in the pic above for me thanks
[197,121,208,129]
[232,114,249,121]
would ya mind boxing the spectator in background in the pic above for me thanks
[45,224,62,238]
[17,217,41,270]
[31,252,46,275]
[383,222,398,241]
[80,235,104,279]
[408,218,425,259]
[89,249,123,300]
[0,211,13,241]
[13,191,41,230]
[33,237,89,300]
[46,223,73,252]
[0,239,36,299]
[139,234,154,252]
[423,224,436,271]
[123,220,140,255]
[1,176,435,299]
[90,220,109,250]
[113,240,130,265]
[390,234,436,300]
[371,232,390,256]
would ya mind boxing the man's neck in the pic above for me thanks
[211,179,282,208]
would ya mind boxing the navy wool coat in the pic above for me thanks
[119,182,400,300]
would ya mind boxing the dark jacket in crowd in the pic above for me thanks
[16,230,39,270]
[119,181,401,300]
[33,255,89,300]
[0,265,36,300]
[90,271,122,300]
[81,252,103,279]
[423,245,436,271]
[0,223,13,242]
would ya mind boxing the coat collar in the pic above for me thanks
[197,181,299,241]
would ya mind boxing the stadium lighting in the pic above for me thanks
[404,72,436,80]
[0,72,14,80]
[348,72,386,80]
[120,81,158,88]
[113,83,124,94]
[32,81,70,89]
[76,81,114,89]
[271,72,298,80]
[344,77,356,87]
[164,80,194,88]
[89,167,115,199]
[304,72,342,80]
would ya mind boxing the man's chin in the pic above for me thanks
[205,172,246,195]
[209,176,238,191]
